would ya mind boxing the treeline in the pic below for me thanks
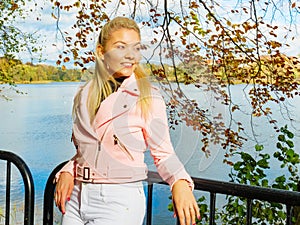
[0,57,190,85]
[0,57,84,83]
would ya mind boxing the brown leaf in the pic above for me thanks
[63,57,70,63]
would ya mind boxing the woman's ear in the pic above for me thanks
[96,45,104,60]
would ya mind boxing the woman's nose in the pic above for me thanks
[125,46,141,59]
[124,48,135,59]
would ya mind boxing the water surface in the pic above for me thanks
[1,82,300,225]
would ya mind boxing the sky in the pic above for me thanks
[16,0,300,67]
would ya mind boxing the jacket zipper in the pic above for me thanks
[113,134,134,161]
[95,123,110,168]
[94,141,101,167]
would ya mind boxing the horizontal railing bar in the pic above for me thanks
[147,171,300,206]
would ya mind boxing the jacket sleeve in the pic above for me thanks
[144,92,194,190]
[54,155,76,182]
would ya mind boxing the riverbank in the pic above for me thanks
[15,80,80,84]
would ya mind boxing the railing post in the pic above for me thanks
[43,161,67,225]
[209,192,216,225]
[293,181,300,225]
[146,184,153,225]
[176,217,180,225]
[5,162,11,225]
[246,199,252,225]
[287,204,293,225]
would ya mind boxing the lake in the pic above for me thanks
[0,82,300,225]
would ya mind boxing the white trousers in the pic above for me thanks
[61,180,146,225]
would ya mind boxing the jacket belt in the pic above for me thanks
[76,164,101,182]
[75,164,148,183]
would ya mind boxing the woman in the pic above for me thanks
[54,17,200,225]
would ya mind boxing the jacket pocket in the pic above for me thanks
[113,134,134,161]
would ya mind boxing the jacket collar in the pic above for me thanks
[118,73,140,96]
[93,73,140,133]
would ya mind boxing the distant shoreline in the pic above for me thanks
[15,80,81,84]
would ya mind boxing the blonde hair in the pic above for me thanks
[73,17,152,123]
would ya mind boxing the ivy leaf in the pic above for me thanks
[255,144,264,151]
[257,159,270,169]
[278,134,285,142]
[286,140,294,148]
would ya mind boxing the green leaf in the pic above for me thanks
[241,152,255,162]
[257,159,269,168]
[286,140,294,148]
[291,155,300,164]
[278,134,285,142]
[255,144,264,151]
[286,149,294,158]
[276,142,282,149]
[273,151,280,158]
[275,175,286,183]
[261,179,268,187]
[233,161,243,170]
[287,131,294,139]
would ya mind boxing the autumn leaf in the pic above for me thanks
[63,57,70,63]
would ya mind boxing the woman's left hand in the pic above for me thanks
[171,179,200,225]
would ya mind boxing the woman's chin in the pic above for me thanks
[112,69,134,78]
[112,71,131,78]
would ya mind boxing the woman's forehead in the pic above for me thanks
[107,28,140,44]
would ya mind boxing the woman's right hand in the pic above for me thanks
[54,172,74,214]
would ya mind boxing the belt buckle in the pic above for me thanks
[83,167,90,180]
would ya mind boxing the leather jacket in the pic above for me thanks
[56,73,194,189]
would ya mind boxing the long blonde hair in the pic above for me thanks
[74,17,152,123]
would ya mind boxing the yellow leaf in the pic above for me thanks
[11,3,19,11]
[51,13,57,19]
[74,1,80,7]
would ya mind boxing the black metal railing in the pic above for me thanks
[0,150,35,225]
[43,161,67,225]
[43,162,300,225]
[1,150,299,225]
[146,171,300,225]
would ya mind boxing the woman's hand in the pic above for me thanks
[172,180,200,225]
[54,172,74,214]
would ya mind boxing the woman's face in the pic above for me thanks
[102,28,141,78]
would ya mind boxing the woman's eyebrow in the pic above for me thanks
[112,41,141,45]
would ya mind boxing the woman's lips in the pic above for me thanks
[121,62,134,68]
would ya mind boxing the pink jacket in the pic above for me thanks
[56,73,194,189]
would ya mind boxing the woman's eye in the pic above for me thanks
[135,46,141,51]
[116,45,125,49]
